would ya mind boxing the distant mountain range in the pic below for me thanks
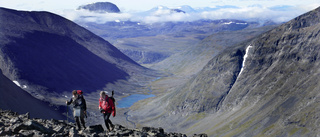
[128,6,320,136]
[79,19,275,65]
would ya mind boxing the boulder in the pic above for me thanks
[0,109,208,136]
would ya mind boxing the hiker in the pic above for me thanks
[66,90,87,130]
[99,91,116,132]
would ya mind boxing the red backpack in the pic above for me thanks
[77,90,83,95]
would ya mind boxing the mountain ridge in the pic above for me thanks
[127,6,320,136]
[0,7,153,100]
[180,6,320,136]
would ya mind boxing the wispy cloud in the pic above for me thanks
[57,9,132,23]
[57,4,319,24]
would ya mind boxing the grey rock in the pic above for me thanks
[0,85,208,137]
[85,125,104,134]
[192,134,208,137]
[53,125,64,133]
[24,120,54,134]
[69,127,79,137]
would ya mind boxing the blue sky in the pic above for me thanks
[1,0,320,24]
[1,0,319,11]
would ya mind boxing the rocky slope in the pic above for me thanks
[128,6,320,136]
[150,25,276,77]
[0,109,207,137]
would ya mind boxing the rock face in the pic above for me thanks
[77,2,121,13]
[168,48,244,113]
[0,109,207,137]
[170,9,186,14]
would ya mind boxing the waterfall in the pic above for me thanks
[239,45,252,76]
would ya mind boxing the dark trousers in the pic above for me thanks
[103,113,114,131]
[75,116,86,130]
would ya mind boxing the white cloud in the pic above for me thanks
[142,13,192,24]
[57,9,132,23]
[55,3,319,24]
[198,6,303,23]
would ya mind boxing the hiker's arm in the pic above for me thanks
[83,98,87,111]
[66,98,72,105]
[98,99,102,109]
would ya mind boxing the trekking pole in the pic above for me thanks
[67,105,69,123]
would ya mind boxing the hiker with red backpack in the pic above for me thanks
[66,90,87,130]
[99,91,116,132]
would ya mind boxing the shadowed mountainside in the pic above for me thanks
[0,7,151,96]
[0,69,65,120]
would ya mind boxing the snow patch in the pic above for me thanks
[224,21,234,25]
[239,45,253,76]
[13,80,27,88]
[237,22,247,25]
[13,81,21,87]
[224,22,248,25]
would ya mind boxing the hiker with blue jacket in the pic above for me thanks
[66,90,87,130]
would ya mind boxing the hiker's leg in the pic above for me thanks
[109,120,114,130]
[106,118,114,130]
[75,116,81,130]
[106,113,114,130]
[104,113,112,131]
[80,116,86,129]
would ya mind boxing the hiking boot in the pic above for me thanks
[110,124,115,131]
[107,131,115,136]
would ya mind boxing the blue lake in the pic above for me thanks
[117,94,155,108]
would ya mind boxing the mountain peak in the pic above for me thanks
[77,2,121,13]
